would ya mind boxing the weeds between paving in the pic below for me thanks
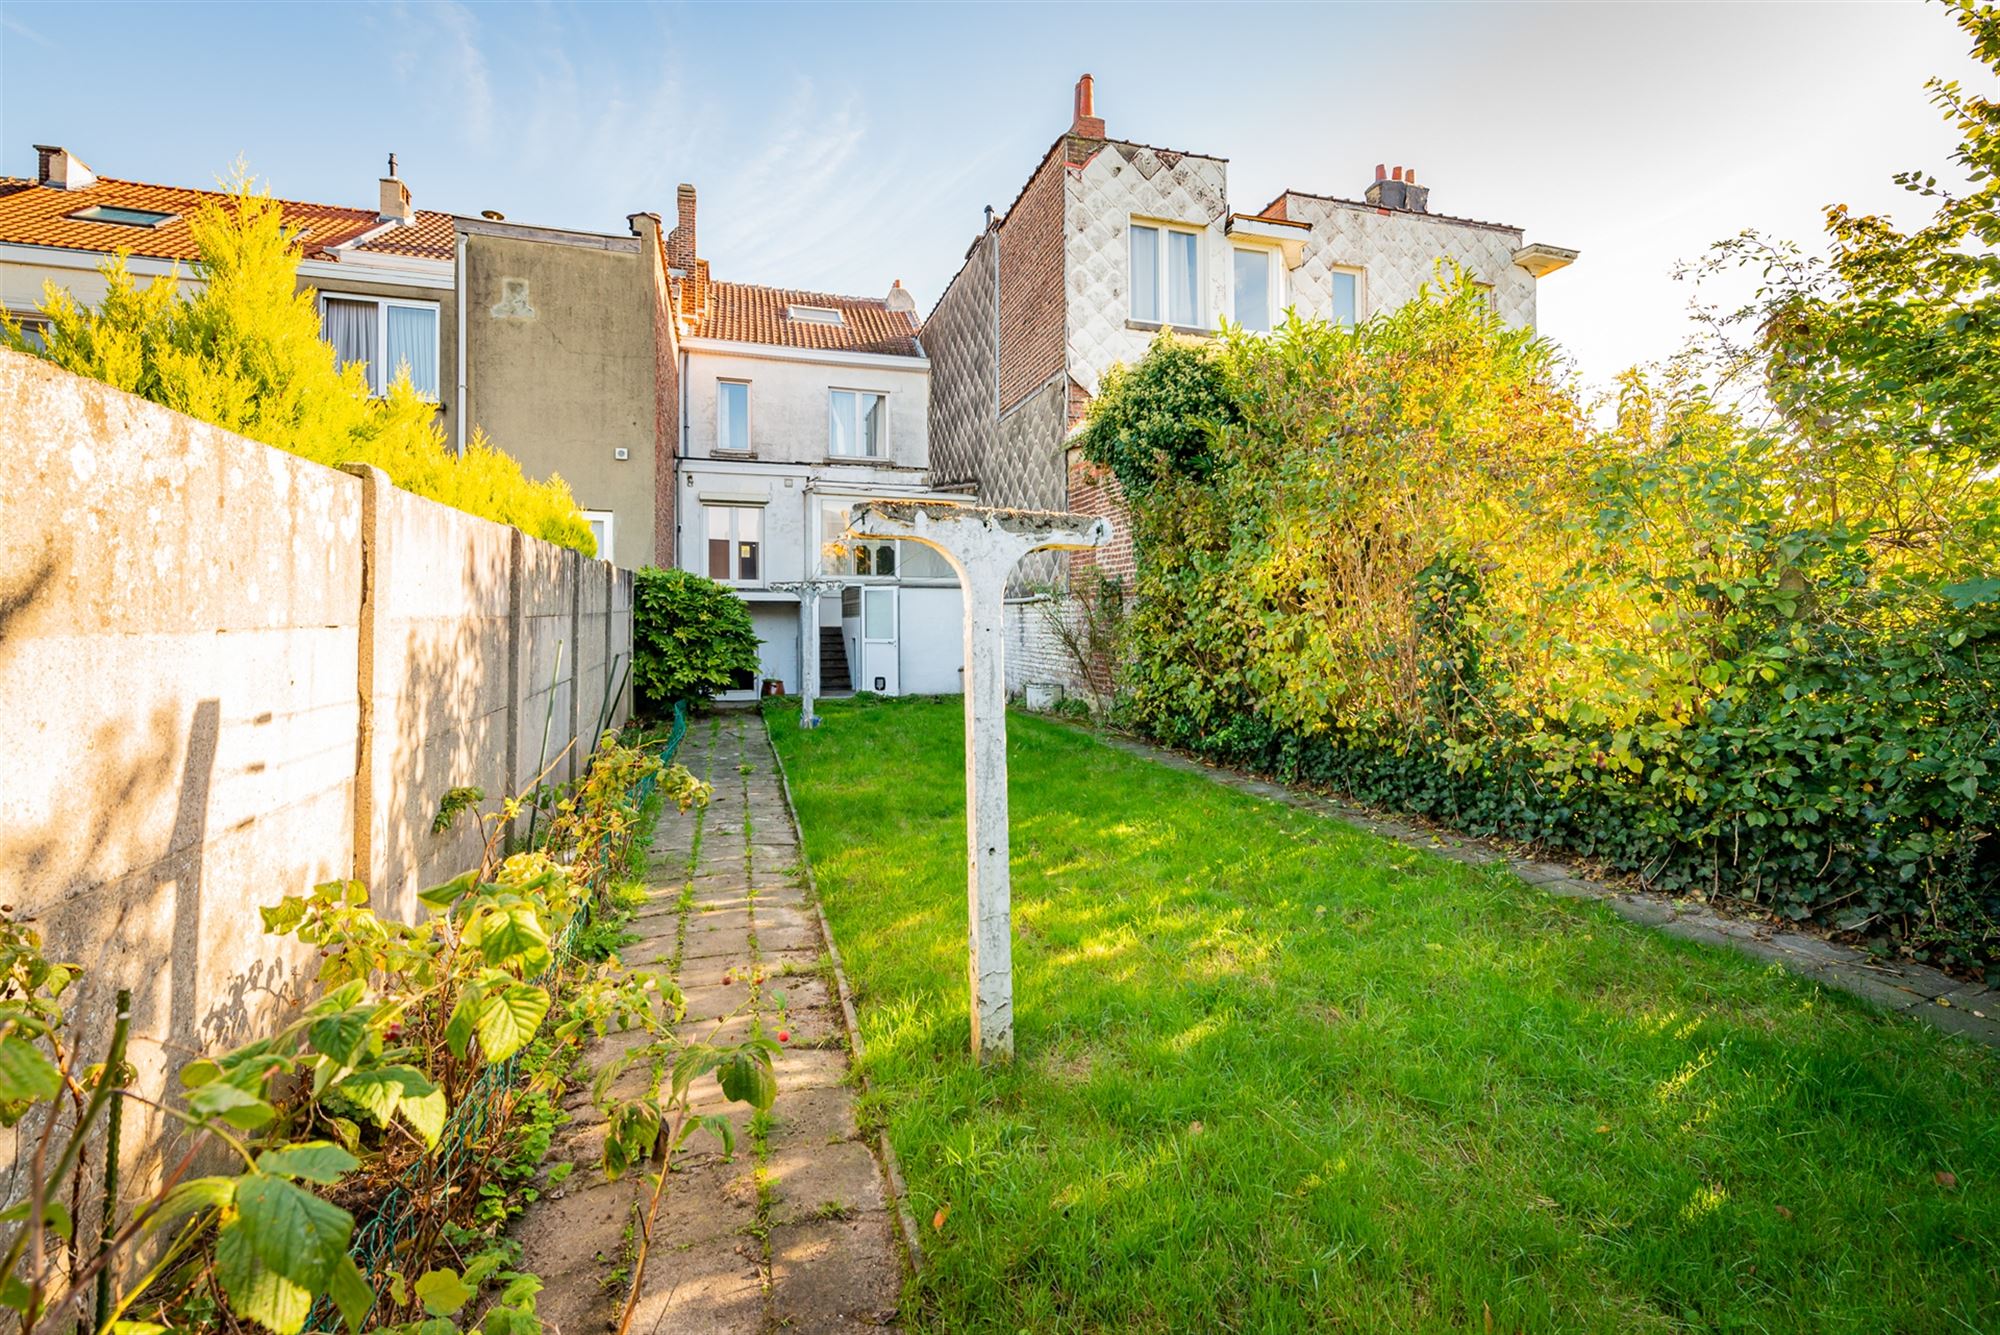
[769,695,2000,1335]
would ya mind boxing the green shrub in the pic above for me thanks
[1,173,594,555]
[1104,272,2000,978]
[633,566,760,707]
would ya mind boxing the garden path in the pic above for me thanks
[1080,725,2000,1050]
[515,711,902,1332]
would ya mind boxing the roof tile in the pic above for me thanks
[690,281,921,358]
[0,176,454,264]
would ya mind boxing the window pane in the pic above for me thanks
[875,543,895,576]
[900,542,953,579]
[322,298,376,390]
[1168,230,1198,326]
[736,509,761,581]
[820,503,850,573]
[829,390,854,455]
[705,507,731,579]
[385,305,438,397]
[860,393,884,457]
[1130,225,1159,321]
[1331,271,1358,327]
[719,382,748,451]
[864,587,893,639]
[1233,248,1270,333]
[738,539,759,582]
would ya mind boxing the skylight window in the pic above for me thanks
[66,205,175,228]
[786,304,845,326]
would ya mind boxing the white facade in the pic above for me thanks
[676,337,966,699]
[1058,143,1561,400]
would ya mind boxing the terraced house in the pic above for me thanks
[0,146,680,571]
[921,76,1580,694]
[0,149,963,699]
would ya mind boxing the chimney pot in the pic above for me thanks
[1392,166,1403,182]
[1374,163,1387,182]
[1070,72,1106,141]
[1406,167,1417,184]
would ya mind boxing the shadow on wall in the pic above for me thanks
[375,538,517,914]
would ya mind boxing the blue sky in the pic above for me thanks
[0,1,1985,394]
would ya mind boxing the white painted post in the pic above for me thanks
[847,502,1108,1060]
[772,578,843,729]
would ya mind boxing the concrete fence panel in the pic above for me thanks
[0,350,636,1208]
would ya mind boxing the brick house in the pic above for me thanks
[921,76,1578,697]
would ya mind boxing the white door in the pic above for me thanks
[861,585,900,695]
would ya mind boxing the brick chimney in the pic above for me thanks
[1071,74,1106,139]
[667,184,697,272]
[33,145,95,190]
[378,153,413,224]
[1364,163,1430,214]
[666,183,709,322]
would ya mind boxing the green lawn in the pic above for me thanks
[766,697,2000,1334]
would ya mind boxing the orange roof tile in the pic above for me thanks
[0,175,454,264]
[689,281,921,358]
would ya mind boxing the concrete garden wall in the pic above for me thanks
[0,350,633,1205]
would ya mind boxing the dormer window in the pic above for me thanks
[65,205,175,229]
[787,304,845,326]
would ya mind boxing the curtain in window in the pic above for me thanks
[385,305,438,397]
[1130,225,1160,321]
[829,391,855,456]
[860,394,884,456]
[1331,272,1358,328]
[1168,231,1198,327]
[322,298,376,388]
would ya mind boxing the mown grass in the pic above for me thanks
[767,696,2000,1334]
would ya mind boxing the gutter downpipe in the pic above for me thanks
[455,231,469,456]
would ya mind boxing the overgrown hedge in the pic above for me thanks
[1084,284,2000,980]
[632,566,760,707]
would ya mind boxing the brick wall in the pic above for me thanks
[1064,446,1135,586]
[641,215,679,567]
[996,145,1068,414]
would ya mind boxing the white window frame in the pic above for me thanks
[716,379,751,453]
[1129,218,1204,328]
[584,510,614,562]
[701,503,764,586]
[1229,244,1284,333]
[1326,265,1367,328]
[828,388,888,459]
[318,293,441,399]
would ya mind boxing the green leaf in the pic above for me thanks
[418,870,480,912]
[414,1268,475,1317]
[498,1272,542,1306]
[445,986,481,1062]
[468,902,553,976]
[259,897,308,936]
[1942,576,2000,609]
[146,1176,237,1233]
[0,1035,62,1103]
[179,1057,222,1089]
[256,1141,360,1185]
[333,1065,436,1130]
[475,983,551,1062]
[714,1047,777,1111]
[309,1013,369,1067]
[189,1081,275,1130]
[109,1323,170,1335]
[399,1084,449,1148]
[235,1174,354,1292]
[216,1217,313,1335]
[327,1252,376,1333]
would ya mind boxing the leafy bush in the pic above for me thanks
[1104,272,2000,978]
[0,732,774,1335]
[1,173,594,555]
[633,566,761,707]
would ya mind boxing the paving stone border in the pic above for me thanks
[762,710,929,1278]
[1066,723,2000,1051]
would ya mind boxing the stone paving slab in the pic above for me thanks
[1084,726,2000,1050]
[517,710,904,1331]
